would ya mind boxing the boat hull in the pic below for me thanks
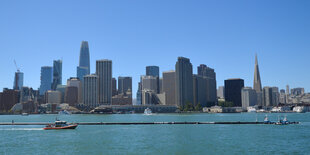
[43,124,78,130]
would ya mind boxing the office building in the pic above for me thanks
[65,86,78,106]
[39,66,52,95]
[175,57,193,107]
[51,60,62,90]
[253,54,263,106]
[162,71,176,105]
[291,88,305,96]
[118,76,132,96]
[67,77,82,103]
[112,78,117,96]
[146,66,159,77]
[241,87,257,109]
[56,85,66,103]
[198,64,216,79]
[0,89,20,112]
[217,86,225,99]
[224,78,244,107]
[141,76,158,93]
[46,90,62,104]
[262,87,279,107]
[83,74,99,108]
[96,59,112,105]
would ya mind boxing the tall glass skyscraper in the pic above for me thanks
[13,71,23,91]
[146,66,159,77]
[77,41,90,82]
[52,60,62,90]
[39,66,53,95]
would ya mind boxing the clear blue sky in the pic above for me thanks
[1,0,309,95]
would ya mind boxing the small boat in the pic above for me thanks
[263,115,271,124]
[43,120,78,130]
[275,116,289,125]
[58,110,71,115]
[247,107,256,113]
[21,113,29,116]
[144,108,152,115]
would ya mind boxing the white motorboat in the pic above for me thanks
[144,108,152,115]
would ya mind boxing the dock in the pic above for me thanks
[0,121,300,126]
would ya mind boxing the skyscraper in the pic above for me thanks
[77,41,90,83]
[175,57,193,108]
[241,87,257,109]
[39,66,52,95]
[198,64,216,79]
[13,71,24,91]
[141,76,158,93]
[67,77,82,103]
[253,54,262,93]
[96,59,112,105]
[146,66,160,93]
[262,87,279,107]
[197,64,217,106]
[162,71,176,105]
[112,78,117,96]
[118,76,132,95]
[52,60,62,90]
[146,66,159,77]
[83,74,99,108]
[225,78,244,107]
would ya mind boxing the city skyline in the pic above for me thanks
[1,1,310,95]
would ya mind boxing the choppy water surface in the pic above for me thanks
[0,113,310,154]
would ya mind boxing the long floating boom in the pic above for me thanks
[0,121,299,125]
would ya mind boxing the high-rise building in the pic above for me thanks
[56,85,66,103]
[217,86,225,99]
[224,78,244,107]
[279,89,286,104]
[96,60,112,105]
[146,66,160,93]
[198,64,216,79]
[118,76,132,95]
[65,86,78,106]
[253,54,262,93]
[77,41,90,83]
[83,74,99,108]
[162,71,176,105]
[52,60,62,90]
[112,78,117,96]
[291,88,305,96]
[253,54,263,106]
[197,64,217,106]
[286,85,290,95]
[241,87,257,109]
[67,77,82,104]
[135,82,142,105]
[193,75,207,107]
[262,87,279,107]
[175,57,193,107]
[0,89,20,112]
[146,66,159,77]
[46,90,62,104]
[141,76,158,93]
[39,66,52,95]
[13,71,24,91]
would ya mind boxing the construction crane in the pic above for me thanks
[14,60,20,72]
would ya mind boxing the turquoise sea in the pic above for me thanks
[0,113,310,155]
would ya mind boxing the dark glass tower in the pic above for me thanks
[77,41,90,82]
[175,57,193,108]
[224,78,244,107]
